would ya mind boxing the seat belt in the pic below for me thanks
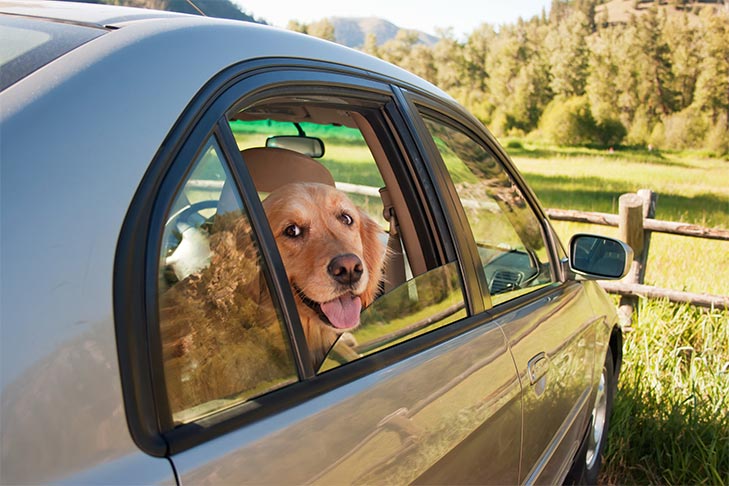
[380,187,406,292]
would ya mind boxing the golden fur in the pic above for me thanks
[263,182,387,368]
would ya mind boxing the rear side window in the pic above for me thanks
[158,135,298,424]
[0,15,105,91]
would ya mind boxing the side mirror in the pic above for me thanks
[569,234,633,280]
[266,136,325,158]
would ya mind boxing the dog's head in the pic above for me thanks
[263,182,386,337]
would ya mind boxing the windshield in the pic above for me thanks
[0,15,105,92]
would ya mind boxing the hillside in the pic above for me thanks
[329,17,439,48]
[597,0,727,24]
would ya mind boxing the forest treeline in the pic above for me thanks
[295,1,729,155]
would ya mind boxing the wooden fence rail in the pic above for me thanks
[545,209,729,241]
[547,189,729,324]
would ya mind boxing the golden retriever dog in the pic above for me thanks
[263,182,387,368]
[158,182,385,415]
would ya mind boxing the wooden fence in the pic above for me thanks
[546,189,729,325]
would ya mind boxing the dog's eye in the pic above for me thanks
[340,212,354,226]
[284,224,302,238]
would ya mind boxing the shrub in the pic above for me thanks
[704,117,729,158]
[539,96,597,146]
[661,107,709,150]
[648,120,666,148]
[626,110,652,147]
[595,118,627,147]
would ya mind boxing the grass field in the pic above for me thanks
[509,141,729,485]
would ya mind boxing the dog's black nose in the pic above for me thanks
[328,253,363,286]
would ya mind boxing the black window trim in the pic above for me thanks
[214,118,314,378]
[116,58,497,457]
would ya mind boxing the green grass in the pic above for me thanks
[510,142,729,229]
[602,300,729,485]
[510,142,729,485]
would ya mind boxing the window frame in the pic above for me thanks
[115,59,516,456]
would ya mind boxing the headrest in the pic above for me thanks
[241,147,335,193]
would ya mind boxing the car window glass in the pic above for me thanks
[229,101,466,373]
[157,136,298,425]
[421,116,553,304]
[319,261,465,372]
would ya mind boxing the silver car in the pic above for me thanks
[1,2,632,484]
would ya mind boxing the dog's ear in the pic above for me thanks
[358,208,387,308]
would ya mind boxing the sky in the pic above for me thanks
[233,0,552,39]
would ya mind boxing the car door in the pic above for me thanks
[404,96,597,483]
[116,62,523,485]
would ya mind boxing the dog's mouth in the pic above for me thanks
[293,284,362,330]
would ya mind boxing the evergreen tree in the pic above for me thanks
[586,26,621,123]
[664,12,701,110]
[545,10,591,98]
[633,7,676,119]
[693,9,729,124]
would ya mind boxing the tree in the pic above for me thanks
[460,23,497,121]
[633,7,676,119]
[432,28,465,94]
[378,29,420,67]
[693,9,729,124]
[362,32,379,58]
[286,20,307,34]
[586,25,622,123]
[308,18,336,42]
[539,95,598,145]
[545,10,591,98]
[484,21,543,134]
[664,12,701,110]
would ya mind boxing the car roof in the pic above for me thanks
[0,0,451,100]
[0,0,187,27]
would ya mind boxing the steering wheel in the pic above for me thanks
[162,200,219,284]
[166,199,219,228]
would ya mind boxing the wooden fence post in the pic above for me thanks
[618,192,648,327]
[636,189,657,281]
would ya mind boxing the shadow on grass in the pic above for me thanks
[521,173,729,229]
[506,145,695,168]
[601,380,729,485]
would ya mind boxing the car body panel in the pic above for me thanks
[170,318,521,485]
[496,283,597,483]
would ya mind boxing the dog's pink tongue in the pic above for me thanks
[321,295,362,329]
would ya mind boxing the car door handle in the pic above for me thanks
[527,352,549,385]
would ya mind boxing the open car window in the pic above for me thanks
[228,96,468,372]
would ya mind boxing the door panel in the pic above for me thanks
[496,283,596,483]
[171,321,521,484]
